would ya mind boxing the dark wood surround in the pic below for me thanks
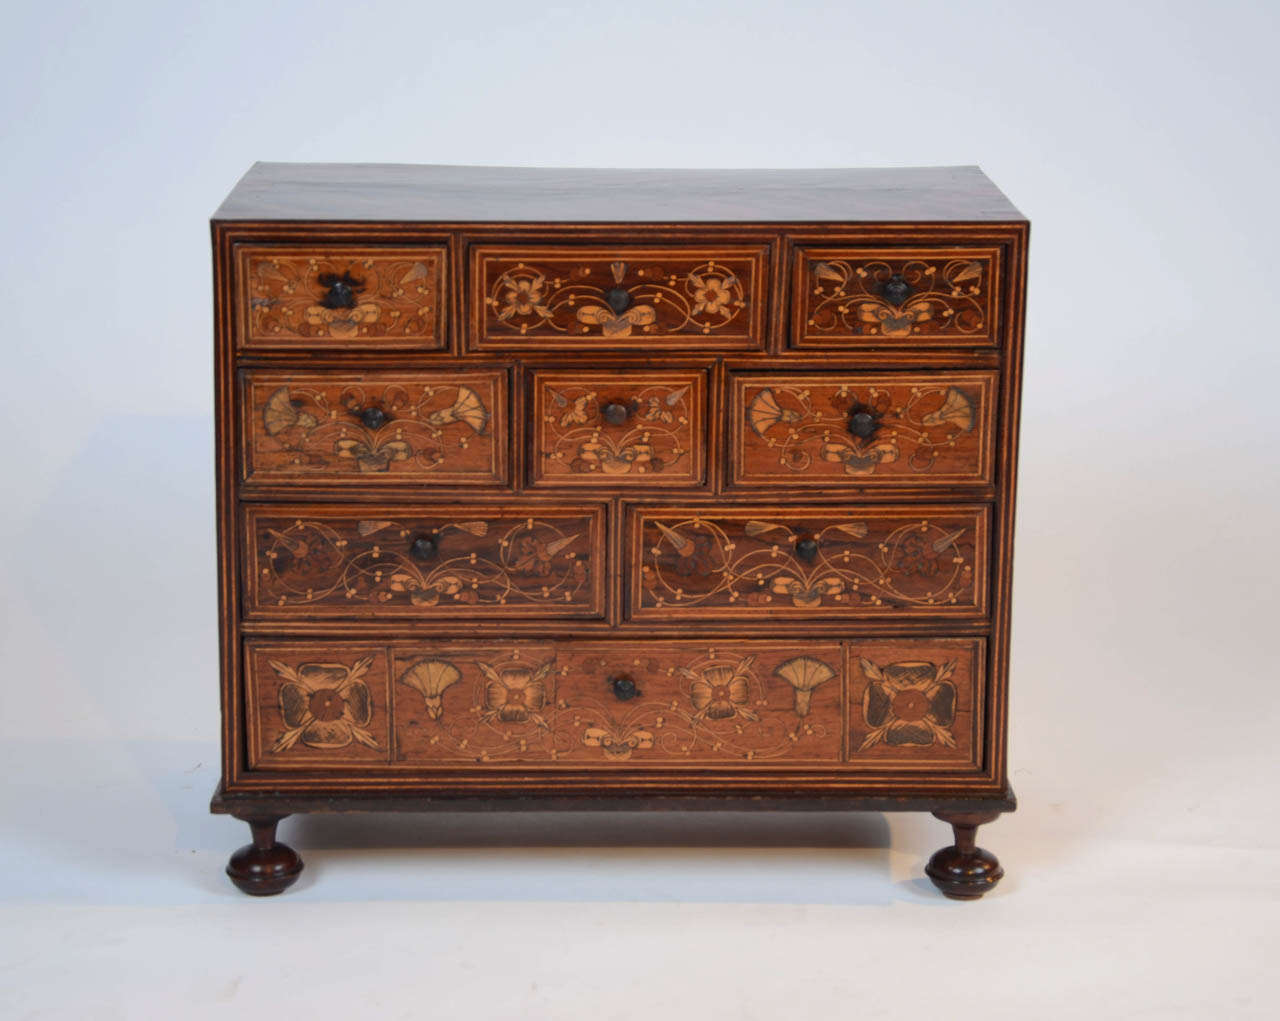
[211,164,1028,898]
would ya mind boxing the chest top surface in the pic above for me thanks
[213,163,1025,223]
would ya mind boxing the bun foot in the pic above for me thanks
[925,810,1004,900]
[226,815,303,896]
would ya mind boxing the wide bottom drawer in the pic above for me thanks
[244,637,985,774]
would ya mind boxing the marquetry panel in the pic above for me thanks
[241,370,506,486]
[236,245,446,349]
[729,371,996,488]
[244,505,606,619]
[792,247,1000,348]
[528,370,707,487]
[245,643,392,769]
[628,505,989,620]
[469,246,769,350]
[846,638,984,770]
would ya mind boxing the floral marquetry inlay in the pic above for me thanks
[470,247,769,350]
[731,373,995,487]
[630,506,989,620]
[246,507,605,619]
[794,248,999,347]
[243,371,506,485]
[238,246,446,348]
[530,370,706,486]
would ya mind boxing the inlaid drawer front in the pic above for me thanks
[242,370,506,486]
[529,370,707,487]
[793,247,1000,348]
[246,643,392,769]
[469,246,768,350]
[628,505,989,620]
[244,505,605,619]
[730,371,996,488]
[237,246,446,349]
[392,640,844,765]
[847,638,984,769]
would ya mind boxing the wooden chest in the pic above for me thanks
[210,163,1028,899]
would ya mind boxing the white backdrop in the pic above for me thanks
[2,1,1277,1017]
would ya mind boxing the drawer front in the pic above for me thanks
[243,637,982,772]
[529,370,707,487]
[792,247,1000,348]
[469,246,768,351]
[237,246,446,350]
[392,640,844,765]
[242,370,507,486]
[244,505,605,619]
[628,505,989,620]
[729,371,996,488]
[246,643,393,768]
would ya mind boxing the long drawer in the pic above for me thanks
[243,637,985,772]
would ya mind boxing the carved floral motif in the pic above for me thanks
[634,510,985,617]
[798,251,995,344]
[247,374,500,482]
[241,248,444,346]
[251,512,599,616]
[737,375,992,484]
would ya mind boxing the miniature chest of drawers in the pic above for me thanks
[210,163,1028,898]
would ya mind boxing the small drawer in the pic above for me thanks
[245,642,393,769]
[468,245,769,351]
[729,371,996,488]
[243,504,606,620]
[241,369,507,487]
[236,245,446,350]
[627,504,989,621]
[846,637,984,770]
[390,640,845,765]
[792,246,1000,348]
[529,370,707,487]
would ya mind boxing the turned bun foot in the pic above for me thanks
[226,815,303,896]
[925,810,1005,900]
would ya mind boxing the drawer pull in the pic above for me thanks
[601,401,632,426]
[847,402,882,440]
[409,535,438,561]
[604,286,634,315]
[317,270,362,310]
[880,274,912,306]
[358,406,389,430]
[794,536,820,563]
[609,674,641,701]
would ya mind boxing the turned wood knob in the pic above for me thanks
[609,674,640,701]
[881,274,912,305]
[359,407,388,430]
[409,535,438,560]
[794,537,820,563]
[601,402,631,426]
[848,411,877,439]
[318,271,361,309]
[604,286,633,315]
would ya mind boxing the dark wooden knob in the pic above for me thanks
[601,402,630,426]
[318,271,361,309]
[409,535,437,560]
[604,286,633,314]
[609,674,640,701]
[881,274,912,306]
[848,411,877,439]
[795,537,820,563]
[359,407,388,430]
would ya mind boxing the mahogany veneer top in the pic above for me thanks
[213,163,1025,224]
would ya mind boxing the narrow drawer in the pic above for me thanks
[243,636,983,772]
[241,369,507,487]
[236,245,447,350]
[627,504,989,620]
[468,245,769,351]
[243,504,606,619]
[529,369,707,487]
[729,371,996,488]
[792,246,1000,348]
